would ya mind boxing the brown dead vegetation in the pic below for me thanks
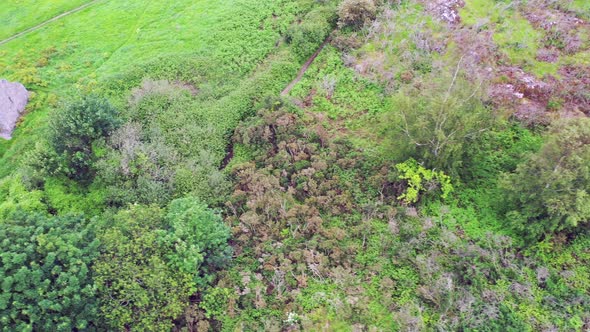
[342,0,590,127]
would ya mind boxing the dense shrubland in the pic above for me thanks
[502,117,590,242]
[1,0,589,330]
[203,103,589,331]
[286,6,336,60]
[387,71,494,174]
[0,212,99,331]
[94,199,231,331]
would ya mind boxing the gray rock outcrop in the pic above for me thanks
[0,79,29,139]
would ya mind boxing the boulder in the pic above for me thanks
[0,80,29,139]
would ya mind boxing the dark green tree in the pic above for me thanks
[49,95,121,181]
[286,8,334,60]
[164,197,232,287]
[502,118,590,242]
[0,212,100,331]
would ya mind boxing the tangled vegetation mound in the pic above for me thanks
[1,0,590,330]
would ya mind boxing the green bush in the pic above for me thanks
[0,212,100,331]
[0,175,46,219]
[388,74,493,174]
[48,95,121,182]
[286,8,334,60]
[164,197,232,287]
[95,123,178,206]
[395,158,453,204]
[94,198,231,331]
[461,124,543,184]
[501,118,590,242]
[200,287,232,319]
[94,205,194,332]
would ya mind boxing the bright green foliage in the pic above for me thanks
[389,73,493,174]
[286,7,335,60]
[164,197,232,287]
[200,287,233,319]
[286,44,388,124]
[502,118,590,241]
[0,212,100,331]
[396,158,453,204]
[0,175,46,219]
[94,205,194,331]
[95,199,231,331]
[39,178,108,216]
[48,95,121,181]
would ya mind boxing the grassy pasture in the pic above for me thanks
[0,0,90,41]
[0,0,296,89]
[0,0,309,177]
[569,0,590,19]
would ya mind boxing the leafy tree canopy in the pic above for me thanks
[47,95,121,181]
[389,71,493,174]
[164,197,232,287]
[95,198,231,331]
[502,117,590,241]
[0,212,100,332]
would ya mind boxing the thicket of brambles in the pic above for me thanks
[1,0,589,330]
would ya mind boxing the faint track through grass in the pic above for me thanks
[281,35,332,96]
[0,0,102,47]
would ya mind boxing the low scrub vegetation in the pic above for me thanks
[337,0,377,29]
[502,117,590,242]
[1,0,589,330]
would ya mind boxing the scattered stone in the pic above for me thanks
[514,100,550,126]
[421,0,466,24]
[536,48,559,63]
[488,83,523,108]
[499,66,553,102]
[0,80,29,139]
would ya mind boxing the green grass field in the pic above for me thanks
[0,0,90,41]
[0,0,307,176]
[570,0,590,19]
[1,0,296,89]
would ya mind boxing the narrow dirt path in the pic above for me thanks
[0,0,102,47]
[222,35,332,169]
[281,35,332,96]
